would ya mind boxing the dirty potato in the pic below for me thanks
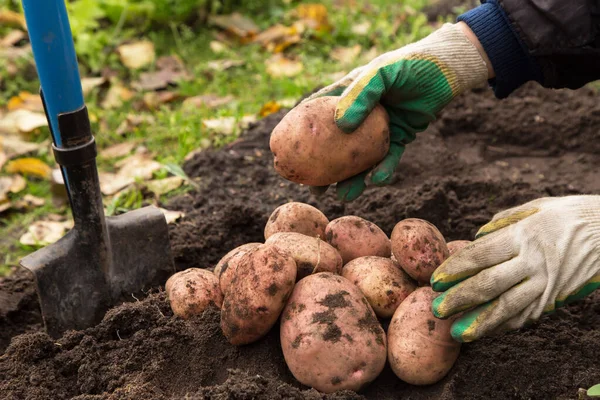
[387,287,461,385]
[446,240,472,256]
[270,96,390,186]
[391,218,449,284]
[326,216,391,264]
[280,272,387,393]
[266,232,343,280]
[214,243,262,294]
[220,244,296,345]
[342,256,416,318]
[166,268,223,319]
[264,202,329,240]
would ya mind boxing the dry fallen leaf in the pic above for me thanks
[0,151,6,171]
[203,117,236,135]
[12,194,45,211]
[352,21,372,35]
[146,176,184,196]
[210,41,228,54]
[158,208,185,224]
[99,153,163,195]
[209,13,259,40]
[99,142,137,159]
[0,109,48,134]
[141,91,181,110]
[135,55,190,91]
[0,44,31,61]
[115,114,156,136]
[331,45,362,65]
[81,77,106,96]
[0,175,26,200]
[117,40,155,70]
[0,134,43,159]
[259,101,282,117]
[182,94,234,110]
[294,4,331,32]
[5,158,52,179]
[265,54,303,77]
[252,23,303,53]
[361,46,379,63]
[20,221,71,246]
[240,115,258,129]
[101,81,134,109]
[1,30,26,47]
[7,91,44,112]
[0,10,27,31]
[206,59,245,71]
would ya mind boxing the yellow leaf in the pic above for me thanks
[117,40,156,70]
[5,158,52,179]
[259,101,282,117]
[265,54,303,78]
[7,91,44,112]
[253,24,302,53]
[294,4,331,32]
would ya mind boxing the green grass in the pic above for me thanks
[0,0,443,275]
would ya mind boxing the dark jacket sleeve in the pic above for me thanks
[457,0,600,99]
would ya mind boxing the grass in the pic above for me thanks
[0,0,445,275]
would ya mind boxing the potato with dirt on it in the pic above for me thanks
[280,272,387,393]
[166,268,223,319]
[391,218,449,284]
[326,216,391,264]
[264,202,329,240]
[266,232,342,280]
[342,256,416,318]
[221,244,296,345]
[270,96,390,187]
[214,243,261,293]
[387,287,461,385]
[447,240,472,256]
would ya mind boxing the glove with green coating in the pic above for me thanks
[303,23,489,201]
[431,196,600,343]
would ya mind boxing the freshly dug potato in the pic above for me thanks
[280,272,387,393]
[326,216,391,264]
[264,202,329,240]
[221,244,296,345]
[266,232,342,280]
[447,240,472,256]
[387,287,461,385]
[166,268,223,319]
[270,96,390,186]
[391,218,449,284]
[342,256,416,318]
[214,243,261,293]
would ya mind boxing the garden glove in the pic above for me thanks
[431,196,600,343]
[303,23,489,201]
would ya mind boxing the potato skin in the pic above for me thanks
[447,240,472,256]
[280,272,387,393]
[391,218,449,284]
[166,268,223,319]
[387,287,461,385]
[265,202,329,240]
[220,244,297,345]
[214,243,261,294]
[326,216,391,264]
[270,96,390,186]
[266,232,343,280]
[342,256,416,318]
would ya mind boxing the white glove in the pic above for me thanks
[430,195,600,342]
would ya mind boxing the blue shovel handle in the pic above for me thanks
[22,0,85,147]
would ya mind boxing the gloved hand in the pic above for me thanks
[431,196,600,343]
[303,23,489,201]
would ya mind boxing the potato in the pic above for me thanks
[220,244,296,345]
[391,218,449,284]
[326,216,391,264]
[264,202,329,240]
[280,272,387,393]
[342,256,416,318]
[266,232,342,280]
[166,268,223,319]
[214,243,261,293]
[447,240,472,256]
[270,96,390,186]
[387,287,461,385]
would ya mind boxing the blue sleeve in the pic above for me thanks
[457,0,544,99]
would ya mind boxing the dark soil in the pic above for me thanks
[2,81,600,400]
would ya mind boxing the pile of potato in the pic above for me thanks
[166,202,471,393]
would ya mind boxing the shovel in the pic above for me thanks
[20,0,175,338]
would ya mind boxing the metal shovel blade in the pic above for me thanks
[21,206,174,338]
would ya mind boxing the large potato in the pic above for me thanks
[221,244,296,345]
[166,268,223,319]
[214,243,261,293]
[447,240,472,256]
[266,232,342,280]
[387,287,461,385]
[391,218,449,284]
[270,96,390,186]
[326,216,391,264]
[264,202,329,240]
[280,272,387,393]
[342,256,416,318]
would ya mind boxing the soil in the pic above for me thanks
[2,81,600,400]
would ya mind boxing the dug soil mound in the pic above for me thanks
[2,82,600,400]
